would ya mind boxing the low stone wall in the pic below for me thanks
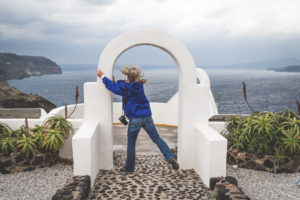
[0,108,43,119]
[210,176,250,200]
[52,175,91,200]
[228,148,300,173]
[0,151,59,174]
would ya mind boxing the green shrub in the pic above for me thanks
[42,129,65,151]
[225,111,300,163]
[274,147,286,165]
[208,187,219,199]
[17,134,37,157]
[11,126,30,138]
[1,137,17,153]
[0,117,73,155]
[0,122,12,138]
[31,124,46,134]
[281,129,300,155]
[44,115,73,138]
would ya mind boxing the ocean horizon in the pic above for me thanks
[7,64,300,114]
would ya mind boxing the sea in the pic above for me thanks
[7,65,300,114]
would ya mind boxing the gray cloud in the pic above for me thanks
[0,0,299,65]
[81,0,116,5]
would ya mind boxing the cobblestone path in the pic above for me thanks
[87,153,210,200]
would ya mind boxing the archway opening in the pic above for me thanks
[111,45,179,155]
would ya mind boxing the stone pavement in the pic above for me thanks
[87,153,210,200]
[87,125,210,199]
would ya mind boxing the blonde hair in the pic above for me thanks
[121,65,147,83]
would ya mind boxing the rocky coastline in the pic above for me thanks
[0,52,62,80]
[0,78,56,112]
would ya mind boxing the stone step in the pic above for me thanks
[87,153,210,200]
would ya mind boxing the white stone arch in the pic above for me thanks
[74,30,227,186]
[94,29,206,168]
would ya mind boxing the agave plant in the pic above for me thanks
[282,117,300,133]
[226,116,242,133]
[0,122,12,138]
[17,134,37,157]
[225,111,298,156]
[11,126,31,138]
[274,147,286,166]
[44,115,73,138]
[252,113,275,135]
[277,110,299,120]
[32,131,45,149]
[281,129,300,155]
[30,124,46,133]
[42,129,65,151]
[1,137,17,153]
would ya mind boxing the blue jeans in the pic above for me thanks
[125,116,175,172]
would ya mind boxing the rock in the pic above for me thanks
[226,184,236,189]
[0,78,56,112]
[255,159,263,166]
[0,78,8,87]
[32,155,44,165]
[16,154,25,163]
[225,176,238,186]
[10,166,23,173]
[213,177,248,200]
[0,160,13,167]
[263,159,274,169]
[216,183,226,190]
[52,175,91,200]
[210,177,221,190]
[230,187,242,194]
[228,148,300,173]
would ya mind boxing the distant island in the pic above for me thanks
[268,65,300,72]
[0,52,62,80]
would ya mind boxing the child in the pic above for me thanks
[97,65,179,172]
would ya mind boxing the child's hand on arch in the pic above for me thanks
[97,69,104,77]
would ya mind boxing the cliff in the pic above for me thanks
[0,78,56,112]
[0,52,62,80]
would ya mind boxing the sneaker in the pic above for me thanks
[121,167,134,173]
[168,158,179,170]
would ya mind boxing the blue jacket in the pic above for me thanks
[102,77,152,119]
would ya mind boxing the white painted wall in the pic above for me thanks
[72,121,100,184]
[194,123,227,185]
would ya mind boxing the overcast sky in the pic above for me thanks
[0,0,300,66]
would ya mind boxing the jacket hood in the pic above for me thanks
[118,80,143,93]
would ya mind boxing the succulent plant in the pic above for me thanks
[17,134,37,157]
[43,115,73,138]
[1,137,17,153]
[0,122,12,138]
[42,129,65,151]
[226,111,300,160]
